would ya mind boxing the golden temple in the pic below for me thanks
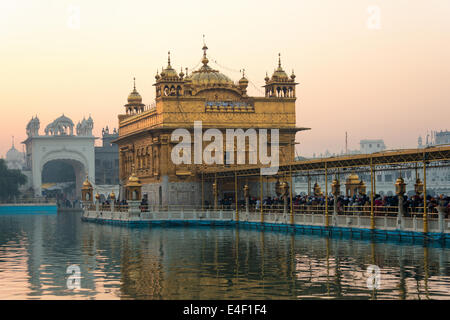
[114,42,308,205]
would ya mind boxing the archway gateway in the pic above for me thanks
[22,115,96,198]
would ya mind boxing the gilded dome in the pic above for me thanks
[189,44,233,87]
[160,51,179,80]
[126,172,142,187]
[190,66,233,87]
[163,68,179,79]
[127,78,143,104]
[270,54,289,82]
[127,89,142,104]
[346,173,360,183]
[82,176,93,189]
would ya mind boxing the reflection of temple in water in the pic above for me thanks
[82,224,450,299]
[1,214,449,299]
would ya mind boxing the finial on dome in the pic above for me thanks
[202,36,209,66]
[278,53,282,68]
[291,69,296,80]
[179,66,184,78]
[133,77,136,90]
[167,51,171,67]
[185,67,189,77]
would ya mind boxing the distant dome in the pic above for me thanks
[53,114,74,126]
[6,145,22,162]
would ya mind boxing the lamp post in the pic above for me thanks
[331,177,340,226]
[243,184,249,220]
[395,176,406,230]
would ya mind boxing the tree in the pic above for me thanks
[0,159,27,202]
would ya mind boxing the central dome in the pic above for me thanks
[189,44,233,87]
[190,66,233,87]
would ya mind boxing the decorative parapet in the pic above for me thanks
[204,101,254,113]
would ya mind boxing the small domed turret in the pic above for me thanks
[127,78,142,104]
[160,51,179,80]
[290,70,296,81]
[238,69,248,91]
[179,67,185,79]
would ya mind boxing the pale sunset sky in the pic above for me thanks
[1,0,449,158]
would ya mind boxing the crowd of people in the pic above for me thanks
[95,190,450,218]
[217,193,450,217]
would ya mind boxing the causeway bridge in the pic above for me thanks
[81,145,450,243]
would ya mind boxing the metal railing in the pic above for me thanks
[84,202,446,219]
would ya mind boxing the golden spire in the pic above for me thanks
[133,77,136,91]
[167,51,171,67]
[278,53,282,69]
[179,66,184,78]
[291,69,296,80]
[202,36,209,66]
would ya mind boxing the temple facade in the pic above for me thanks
[115,44,307,205]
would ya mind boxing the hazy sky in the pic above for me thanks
[1,0,449,158]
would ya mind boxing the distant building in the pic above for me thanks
[95,126,119,185]
[310,139,386,159]
[418,130,450,148]
[359,139,386,154]
[295,135,450,196]
[436,131,450,145]
[5,139,25,170]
